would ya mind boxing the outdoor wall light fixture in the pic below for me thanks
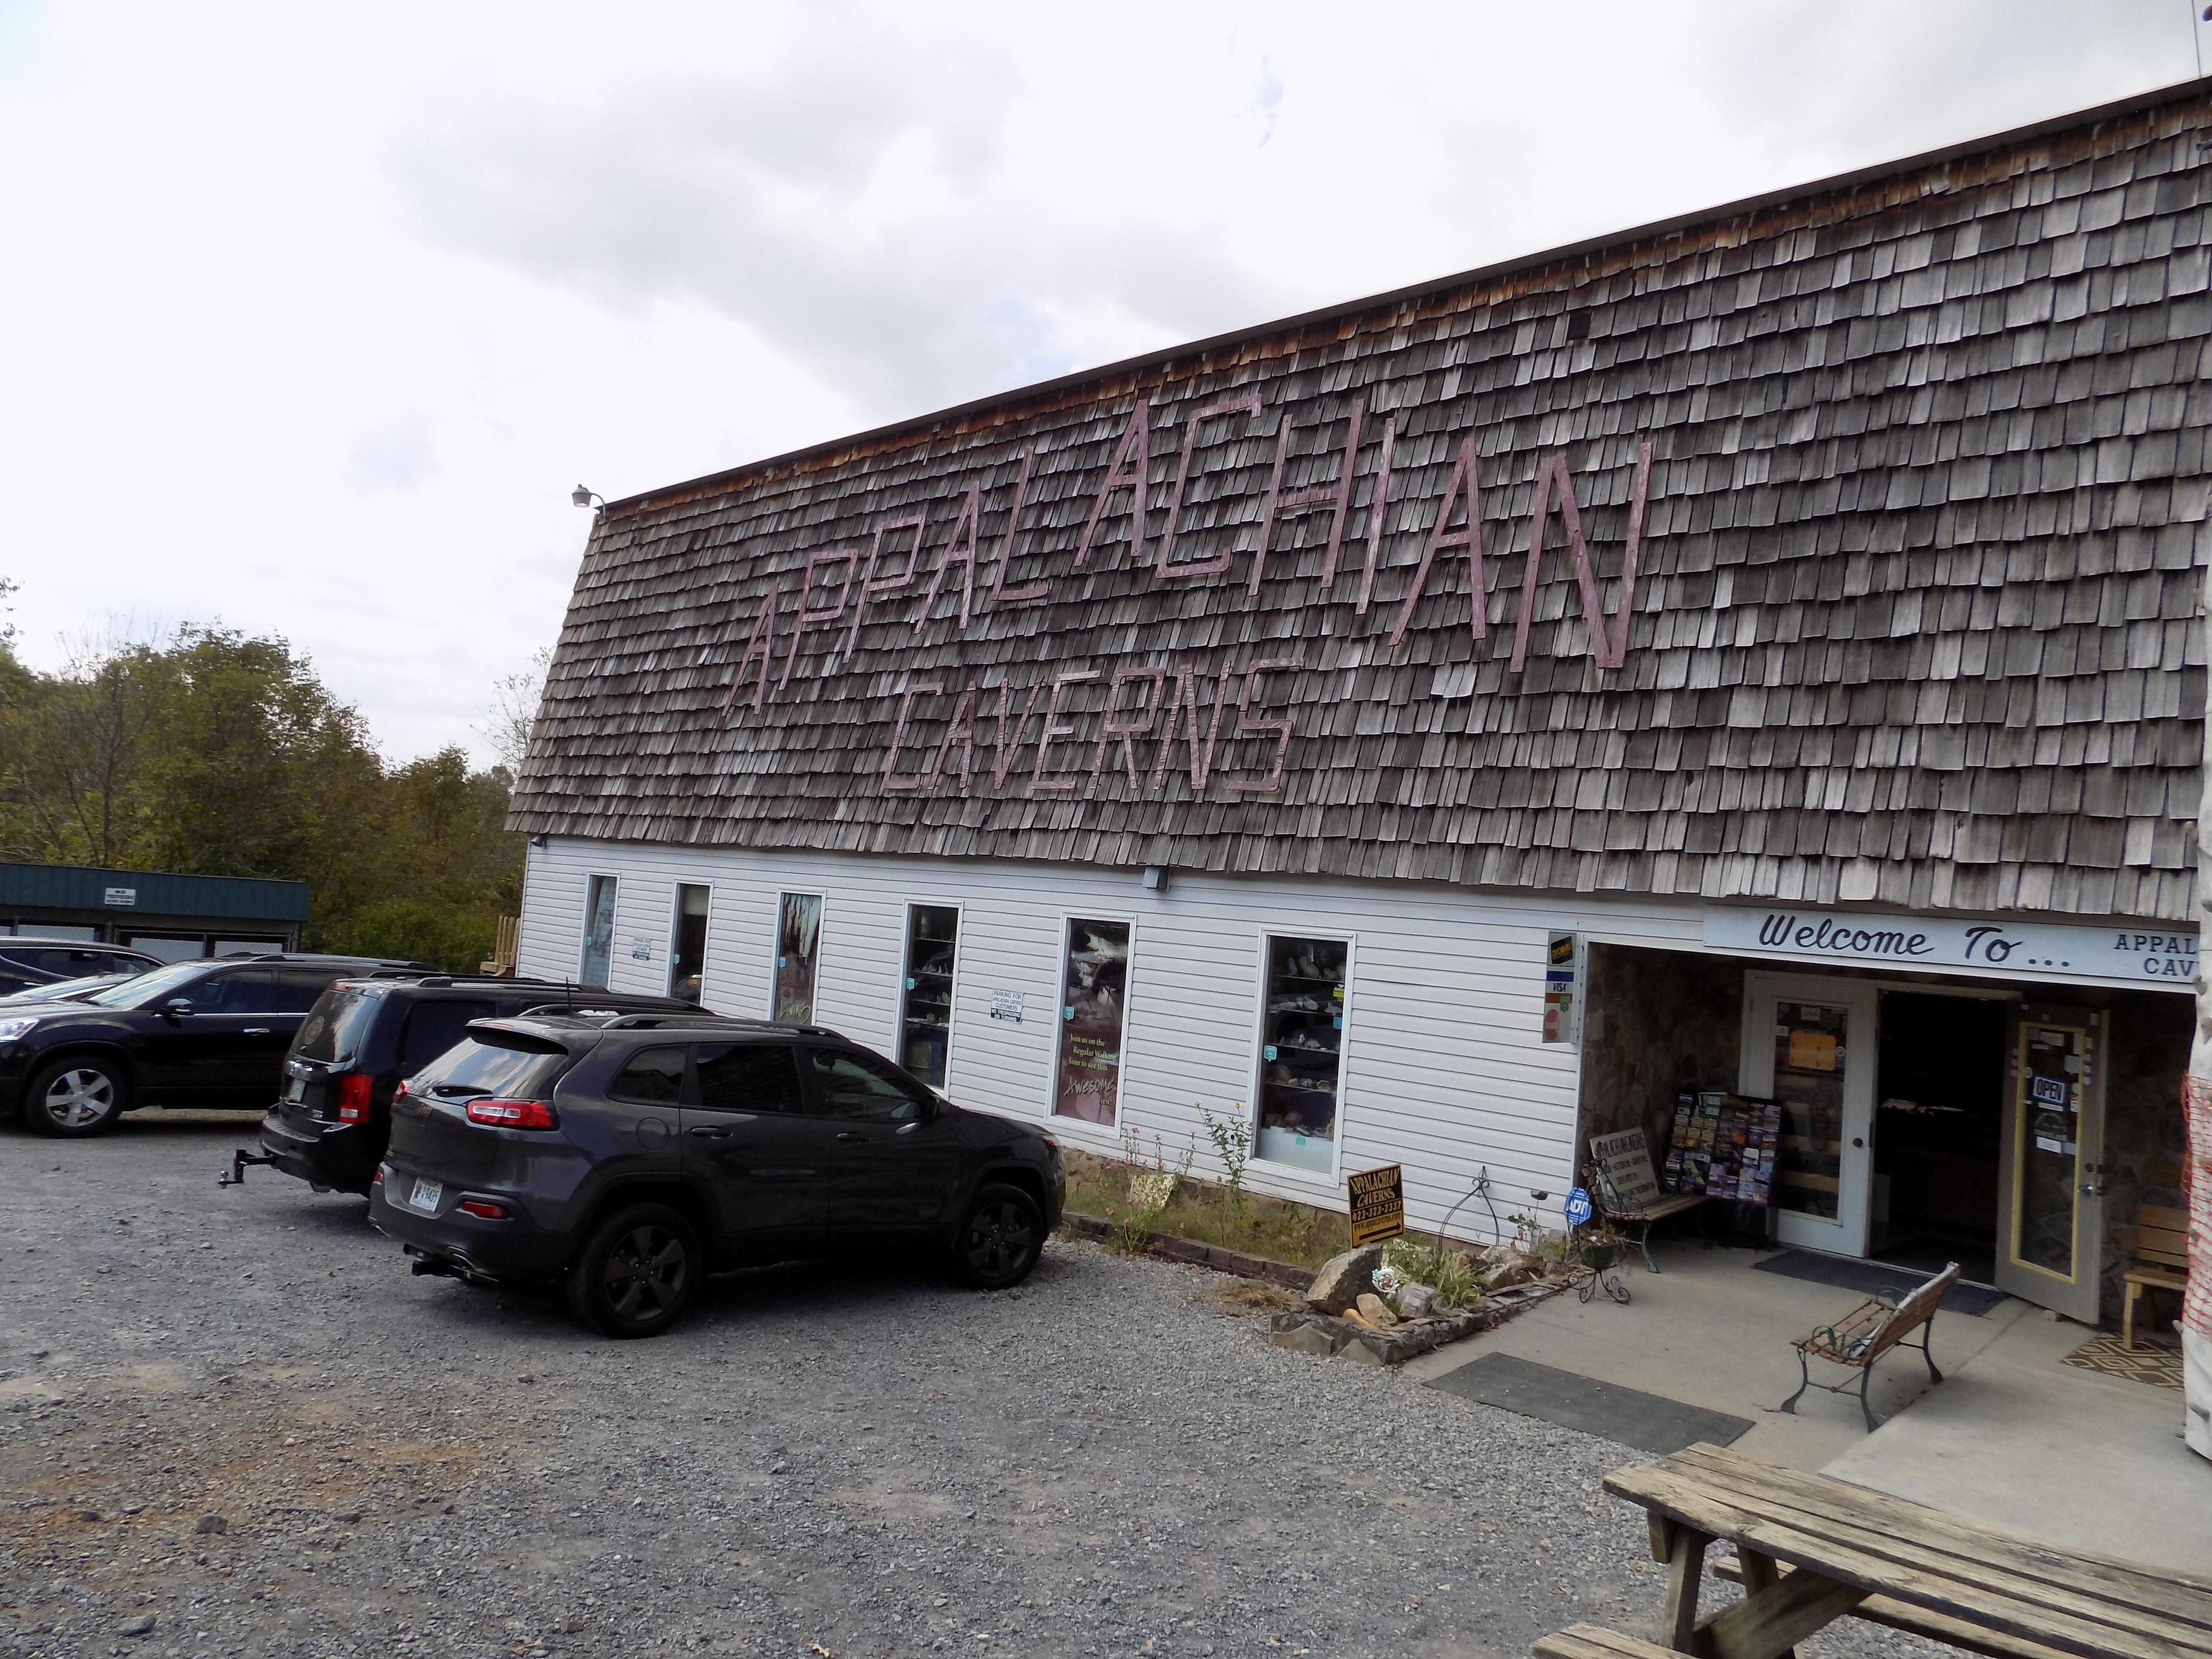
[1142,865,1171,892]
[528,834,548,848]
[571,486,607,510]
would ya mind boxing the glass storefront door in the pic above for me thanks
[1740,973,1877,1256]
[1995,1003,2107,1322]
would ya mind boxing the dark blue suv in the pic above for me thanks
[369,1011,1064,1338]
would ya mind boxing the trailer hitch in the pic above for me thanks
[217,1149,281,1187]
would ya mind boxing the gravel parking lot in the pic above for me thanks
[1,1115,1923,1659]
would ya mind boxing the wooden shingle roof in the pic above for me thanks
[511,79,2212,925]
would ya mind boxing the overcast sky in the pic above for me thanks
[1,2,2205,764]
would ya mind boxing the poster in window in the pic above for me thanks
[773,893,823,1025]
[1052,919,1129,1126]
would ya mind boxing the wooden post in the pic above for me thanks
[2188,563,2212,1460]
[1661,1526,1709,1653]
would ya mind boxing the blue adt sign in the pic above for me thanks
[1563,1187,1594,1228]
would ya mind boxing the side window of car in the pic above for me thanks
[196,970,276,1014]
[273,969,341,1013]
[608,1046,687,1105]
[398,1001,495,1074]
[802,1047,930,1123]
[694,1043,804,1115]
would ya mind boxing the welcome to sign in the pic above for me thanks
[1703,906,2199,993]
[714,388,1657,801]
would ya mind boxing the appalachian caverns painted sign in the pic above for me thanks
[717,391,1655,802]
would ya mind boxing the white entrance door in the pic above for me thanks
[1740,974,1878,1257]
[1995,1002,2107,1323]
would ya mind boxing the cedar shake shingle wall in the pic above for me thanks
[512,82,2212,925]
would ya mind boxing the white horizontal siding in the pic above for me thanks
[517,838,1704,1238]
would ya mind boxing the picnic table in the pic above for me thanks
[1535,1441,2212,1659]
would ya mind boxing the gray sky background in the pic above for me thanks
[2,1,2206,763]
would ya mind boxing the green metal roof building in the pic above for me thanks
[0,861,309,962]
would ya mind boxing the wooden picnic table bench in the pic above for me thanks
[1549,1441,2212,1659]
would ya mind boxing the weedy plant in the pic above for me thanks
[1382,1236,1478,1311]
[1108,1128,1193,1255]
[1198,1104,1253,1226]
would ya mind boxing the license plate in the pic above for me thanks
[406,1179,443,1214]
[283,1075,305,1102]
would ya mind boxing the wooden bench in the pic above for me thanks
[1779,1260,1956,1431]
[1571,1440,2212,1659]
[1586,1132,1709,1273]
[2122,1203,2189,1351]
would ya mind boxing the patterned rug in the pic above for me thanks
[2063,1331,2184,1390]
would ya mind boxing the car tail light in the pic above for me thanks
[464,1098,558,1130]
[370,1166,384,1186]
[394,1078,412,1099]
[335,1073,374,1123]
[458,1199,510,1220]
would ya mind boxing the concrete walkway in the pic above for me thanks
[1410,1238,2212,1577]
[1823,1309,2212,1580]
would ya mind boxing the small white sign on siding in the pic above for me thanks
[103,887,137,907]
[988,990,1024,1023]
[629,934,653,961]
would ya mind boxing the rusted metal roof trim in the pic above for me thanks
[603,73,2212,517]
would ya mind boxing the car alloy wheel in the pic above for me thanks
[603,1222,688,1325]
[25,1058,128,1137]
[956,1183,1043,1289]
[567,1202,700,1339]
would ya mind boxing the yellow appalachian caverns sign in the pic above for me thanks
[1347,1164,1406,1248]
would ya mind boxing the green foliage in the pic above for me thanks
[1384,1236,1479,1311]
[0,626,522,959]
[1198,1103,1253,1225]
[326,900,495,975]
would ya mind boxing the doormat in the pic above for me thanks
[2062,1332,2183,1391]
[1426,1353,1755,1455]
[1752,1250,2007,1317]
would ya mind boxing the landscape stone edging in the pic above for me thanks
[1058,1211,1316,1291]
[1058,1211,1569,1364]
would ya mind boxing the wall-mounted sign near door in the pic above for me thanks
[1702,907,2196,993]
[1347,1164,1406,1247]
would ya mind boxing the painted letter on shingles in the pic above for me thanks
[1509,441,1654,672]
[1340,414,1395,615]
[1157,393,1262,581]
[926,684,981,793]
[777,548,858,691]
[916,485,980,634]
[989,676,1055,791]
[881,681,942,792]
[1250,397,1365,597]
[1147,666,1235,797]
[1031,670,1100,794]
[986,445,1050,605]
[721,582,781,717]
[840,512,926,663]
[1087,666,1165,796]
[1074,399,1153,569]
[1224,656,1306,795]
[1387,436,1488,648]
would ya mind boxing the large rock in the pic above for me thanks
[1354,1291,1400,1328]
[1304,1244,1384,1314]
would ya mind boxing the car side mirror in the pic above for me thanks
[164,997,194,1018]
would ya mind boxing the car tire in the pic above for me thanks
[952,1183,1044,1290]
[565,1203,700,1339]
[23,1055,131,1138]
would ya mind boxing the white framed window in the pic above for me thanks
[1250,931,1353,1176]
[771,892,824,1024]
[897,902,961,1089]
[668,882,712,1006]
[1051,914,1134,1127]
[579,874,619,989]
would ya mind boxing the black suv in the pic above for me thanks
[369,1012,1065,1338]
[256,976,691,1194]
[0,941,164,998]
[0,954,426,1137]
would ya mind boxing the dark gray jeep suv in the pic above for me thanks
[369,1011,1065,1338]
